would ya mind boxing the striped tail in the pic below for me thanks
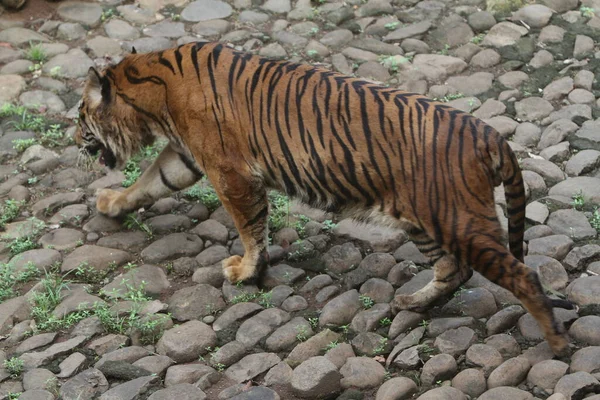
[499,141,526,263]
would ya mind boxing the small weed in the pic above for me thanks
[0,199,23,227]
[436,93,465,103]
[28,62,43,72]
[9,236,38,255]
[3,357,24,378]
[124,213,153,238]
[359,294,374,309]
[0,261,38,301]
[40,124,64,147]
[373,337,388,355]
[170,13,181,21]
[308,317,319,329]
[572,191,585,210]
[122,159,142,188]
[258,290,274,308]
[12,138,37,152]
[214,363,226,372]
[379,317,392,327]
[229,292,259,304]
[471,33,485,45]
[438,44,450,55]
[322,219,337,232]
[296,325,309,342]
[384,21,400,30]
[581,6,595,18]
[27,41,47,63]
[49,66,61,77]
[185,180,221,212]
[101,8,119,21]
[306,49,319,58]
[420,319,430,329]
[7,393,21,400]
[325,340,338,351]
[28,177,38,185]
[7,108,45,131]
[74,262,107,284]
[590,208,600,232]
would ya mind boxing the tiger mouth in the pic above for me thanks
[86,142,117,169]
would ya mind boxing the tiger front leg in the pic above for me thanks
[208,167,269,284]
[96,144,202,217]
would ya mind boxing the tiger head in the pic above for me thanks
[75,51,153,170]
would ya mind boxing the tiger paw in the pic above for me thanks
[96,188,129,218]
[222,255,256,283]
[390,294,429,314]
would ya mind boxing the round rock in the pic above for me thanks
[291,356,341,399]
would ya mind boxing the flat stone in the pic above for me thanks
[148,384,207,400]
[42,48,94,79]
[527,359,569,390]
[0,28,49,46]
[286,329,340,368]
[60,368,109,400]
[181,0,233,22]
[236,308,290,347]
[340,356,386,389]
[570,346,600,373]
[141,233,204,264]
[417,386,467,400]
[319,289,362,327]
[291,356,341,399]
[61,245,132,273]
[434,326,477,356]
[452,369,487,398]
[554,371,599,399]
[478,387,533,400]
[226,353,280,383]
[156,321,217,363]
[213,302,263,332]
[21,336,87,369]
[57,2,102,27]
[569,316,600,345]
[488,357,531,388]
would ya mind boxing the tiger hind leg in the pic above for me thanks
[466,235,570,356]
[391,228,472,313]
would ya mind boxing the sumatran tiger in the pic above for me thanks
[75,41,573,356]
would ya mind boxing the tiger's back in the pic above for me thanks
[76,41,570,356]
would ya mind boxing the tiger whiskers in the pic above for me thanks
[77,149,95,171]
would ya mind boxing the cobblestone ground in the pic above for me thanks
[1,0,600,399]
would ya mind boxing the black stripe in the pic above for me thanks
[174,45,184,76]
[178,153,204,178]
[244,205,268,228]
[160,168,180,191]
[158,52,176,75]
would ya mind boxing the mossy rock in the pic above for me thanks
[486,0,527,17]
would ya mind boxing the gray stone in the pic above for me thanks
[319,289,362,327]
[466,344,503,376]
[60,368,109,400]
[226,352,280,383]
[420,354,457,386]
[527,359,569,391]
[567,276,600,306]
[148,384,207,400]
[570,346,600,373]
[42,49,94,79]
[57,2,102,27]
[156,321,217,363]
[236,308,290,347]
[488,357,531,388]
[375,377,418,400]
[291,356,341,398]
[142,233,204,263]
[513,5,554,28]
[527,235,574,260]
[515,98,554,122]
[569,316,600,345]
[554,372,599,399]
[434,326,477,356]
[478,387,532,400]
[167,284,225,321]
[340,356,386,389]
[286,329,340,367]
[452,369,487,398]
[182,0,233,21]
[417,386,467,400]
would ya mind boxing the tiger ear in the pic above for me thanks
[86,67,111,106]
[131,46,137,54]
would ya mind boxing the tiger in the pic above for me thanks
[75,41,573,356]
